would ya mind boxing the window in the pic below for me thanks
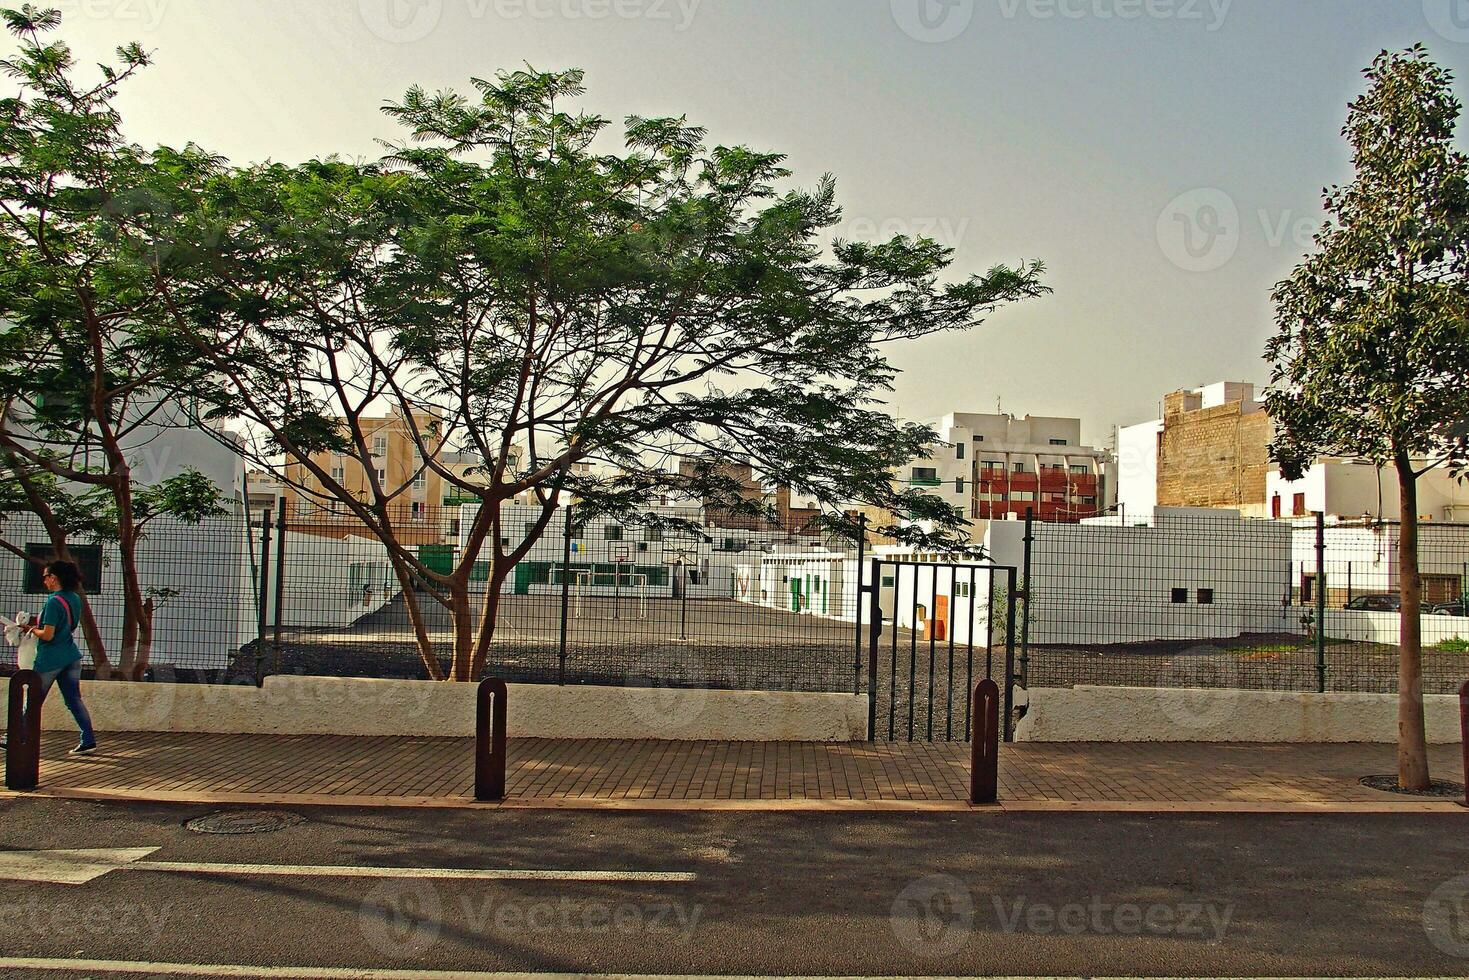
[1049,438,1068,446]
[1070,464,1089,475]
[1197,589,1215,605]
[881,575,895,587]
[974,435,985,442]
[525,522,539,537]
[372,435,387,457]
[604,525,622,540]
[637,542,649,552]
[23,543,102,594]
[956,443,965,460]
[1080,496,1096,505]
[412,471,427,491]
[375,468,386,484]
[1272,495,1282,518]
[643,527,663,542]
[1292,493,1307,517]
[411,502,424,521]
[911,467,939,485]
[1012,491,1035,502]
[981,460,1004,472]
[500,537,511,549]
[1171,588,1188,604]
[1013,462,1026,473]
[955,477,966,494]
[330,464,345,483]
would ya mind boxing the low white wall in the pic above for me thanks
[1317,607,1469,646]
[1015,685,1466,743]
[0,675,867,742]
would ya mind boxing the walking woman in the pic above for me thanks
[2,560,97,754]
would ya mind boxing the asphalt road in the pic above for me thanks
[0,796,1465,978]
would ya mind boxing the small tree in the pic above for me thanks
[179,68,1048,681]
[0,6,225,677]
[1265,46,1469,791]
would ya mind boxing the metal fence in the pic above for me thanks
[2,499,1466,708]
[1017,509,1469,696]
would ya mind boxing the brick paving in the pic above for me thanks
[8,731,1465,807]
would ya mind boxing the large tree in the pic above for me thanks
[177,68,1047,681]
[0,6,225,677]
[1265,46,1469,791]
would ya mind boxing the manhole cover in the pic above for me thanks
[185,810,305,835]
[1359,775,1466,799]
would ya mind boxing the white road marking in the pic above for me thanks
[0,963,1165,980]
[0,848,696,886]
[0,847,160,884]
[127,861,698,882]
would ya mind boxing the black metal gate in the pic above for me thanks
[859,558,1018,742]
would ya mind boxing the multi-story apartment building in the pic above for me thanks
[902,412,1110,527]
[281,409,526,545]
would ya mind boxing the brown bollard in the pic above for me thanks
[475,678,508,802]
[970,678,1000,805]
[1460,680,1468,810]
[6,670,42,791]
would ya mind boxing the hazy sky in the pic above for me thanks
[33,0,1469,445]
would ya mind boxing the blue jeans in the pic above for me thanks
[36,661,95,746]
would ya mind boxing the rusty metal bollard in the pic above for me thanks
[6,670,42,791]
[475,678,508,802]
[971,678,1000,805]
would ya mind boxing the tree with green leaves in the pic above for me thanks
[177,68,1048,681]
[1265,45,1469,791]
[0,6,226,678]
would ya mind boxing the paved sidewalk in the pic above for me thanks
[4,731,1464,811]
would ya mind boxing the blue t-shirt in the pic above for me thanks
[34,590,83,673]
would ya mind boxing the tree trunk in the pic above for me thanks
[1394,454,1431,791]
[449,578,476,683]
[385,555,445,681]
[468,568,507,682]
[80,604,110,679]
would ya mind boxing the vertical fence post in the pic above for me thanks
[853,515,866,696]
[255,508,273,683]
[866,557,881,741]
[271,496,287,676]
[557,504,573,686]
[5,670,42,791]
[1003,566,1017,742]
[970,678,1000,805]
[1459,680,1468,810]
[1346,561,1353,607]
[475,678,508,801]
[1315,511,1327,693]
[1020,508,1033,689]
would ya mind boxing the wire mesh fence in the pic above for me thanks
[1014,509,1469,696]
[2,497,1465,712]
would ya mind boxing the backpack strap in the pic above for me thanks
[53,593,75,629]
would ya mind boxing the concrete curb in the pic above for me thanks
[3,786,1465,814]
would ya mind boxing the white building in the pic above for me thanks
[985,507,1295,645]
[1267,459,1469,523]
[902,412,1111,537]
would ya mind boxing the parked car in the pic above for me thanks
[1427,598,1469,617]
[1345,593,1401,612]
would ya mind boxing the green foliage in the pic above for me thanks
[1265,46,1469,477]
[1433,636,1469,653]
[186,66,1047,562]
